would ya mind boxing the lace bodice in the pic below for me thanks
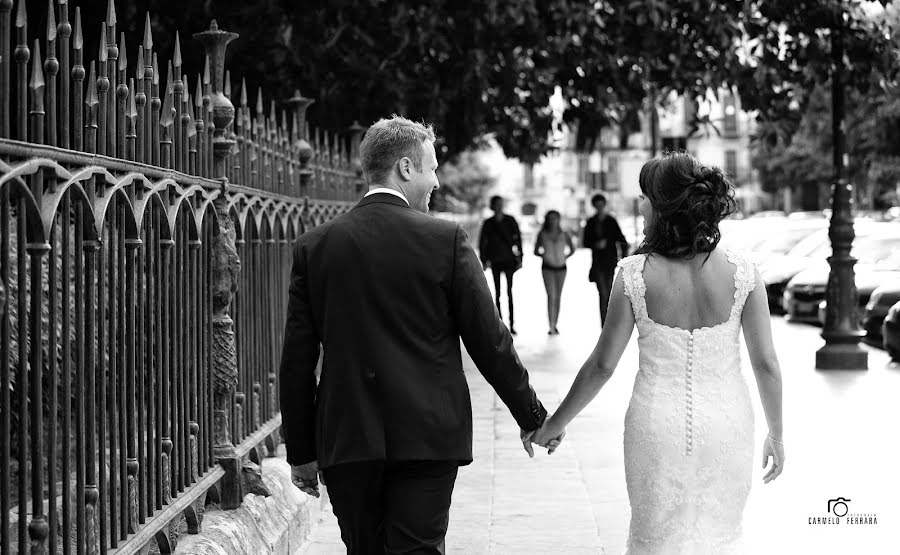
[616,249,758,554]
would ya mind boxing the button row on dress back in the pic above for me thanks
[686,333,694,456]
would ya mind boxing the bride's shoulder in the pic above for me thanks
[718,246,755,269]
[616,253,646,271]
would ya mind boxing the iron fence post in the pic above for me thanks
[288,90,314,197]
[349,120,366,194]
[194,19,243,510]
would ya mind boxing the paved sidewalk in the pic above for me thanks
[298,250,900,554]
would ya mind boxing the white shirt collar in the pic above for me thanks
[364,187,410,205]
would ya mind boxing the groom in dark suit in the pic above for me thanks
[279,115,551,553]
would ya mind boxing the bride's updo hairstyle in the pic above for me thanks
[636,152,738,260]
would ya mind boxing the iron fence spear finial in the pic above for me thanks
[161,61,174,128]
[128,77,136,118]
[46,0,57,41]
[174,30,182,69]
[118,31,126,72]
[86,61,97,109]
[143,12,152,51]
[14,0,24,26]
[98,23,107,62]
[106,0,116,28]
[30,38,44,111]
[73,5,82,49]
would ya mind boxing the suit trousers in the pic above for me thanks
[491,265,516,326]
[322,460,459,554]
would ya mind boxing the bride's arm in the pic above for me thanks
[741,270,784,441]
[534,271,635,441]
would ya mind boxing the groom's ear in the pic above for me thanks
[398,157,413,181]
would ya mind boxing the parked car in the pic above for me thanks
[883,300,900,360]
[816,281,900,346]
[747,218,827,266]
[863,283,900,346]
[760,229,831,312]
[761,220,879,313]
[783,226,900,323]
[719,216,787,252]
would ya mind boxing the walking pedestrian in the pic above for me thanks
[534,210,575,334]
[583,193,629,326]
[478,196,522,334]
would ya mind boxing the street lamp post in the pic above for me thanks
[816,11,868,370]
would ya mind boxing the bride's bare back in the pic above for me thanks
[642,248,737,331]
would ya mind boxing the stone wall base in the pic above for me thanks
[174,451,329,555]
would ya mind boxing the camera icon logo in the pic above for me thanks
[827,497,851,517]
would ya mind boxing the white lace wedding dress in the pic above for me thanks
[617,250,756,554]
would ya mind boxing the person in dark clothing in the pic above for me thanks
[279,117,558,554]
[478,196,522,334]
[583,193,629,325]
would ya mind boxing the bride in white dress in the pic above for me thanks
[534,152,785,554]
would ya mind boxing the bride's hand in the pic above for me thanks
[762,436,784,484]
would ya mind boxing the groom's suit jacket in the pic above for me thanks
[279,193,547,469]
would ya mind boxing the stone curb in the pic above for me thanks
[173,455,330,554]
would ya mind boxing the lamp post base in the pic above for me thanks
[815,342,868,370]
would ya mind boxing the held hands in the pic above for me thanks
[521,416,566,457]
[291,461,323,498]
[762,435,785,484]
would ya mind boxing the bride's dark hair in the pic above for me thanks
[635,152,738,260]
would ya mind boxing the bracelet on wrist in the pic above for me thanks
[767,435,784,445]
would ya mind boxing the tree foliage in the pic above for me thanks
[47,0,896,166]
[753,2,900,204]
[431,149,497,213]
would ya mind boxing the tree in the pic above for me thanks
[26,0,897,166]
[752,2,900,208]
[431,150,497,213]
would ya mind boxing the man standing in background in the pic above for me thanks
[479,196,522,335]
[583,193,628,326]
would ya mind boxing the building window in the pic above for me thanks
[723,94,738,136]
[605,156,619,191]
[577,154,589,186]
[725,150,738,180]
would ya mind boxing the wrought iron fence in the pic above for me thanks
[0,1,362,553]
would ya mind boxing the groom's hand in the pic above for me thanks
[291,461,321,498]
[519,430,537,459]
[520,428,535,458]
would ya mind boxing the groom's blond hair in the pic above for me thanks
[359,115,436,186]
